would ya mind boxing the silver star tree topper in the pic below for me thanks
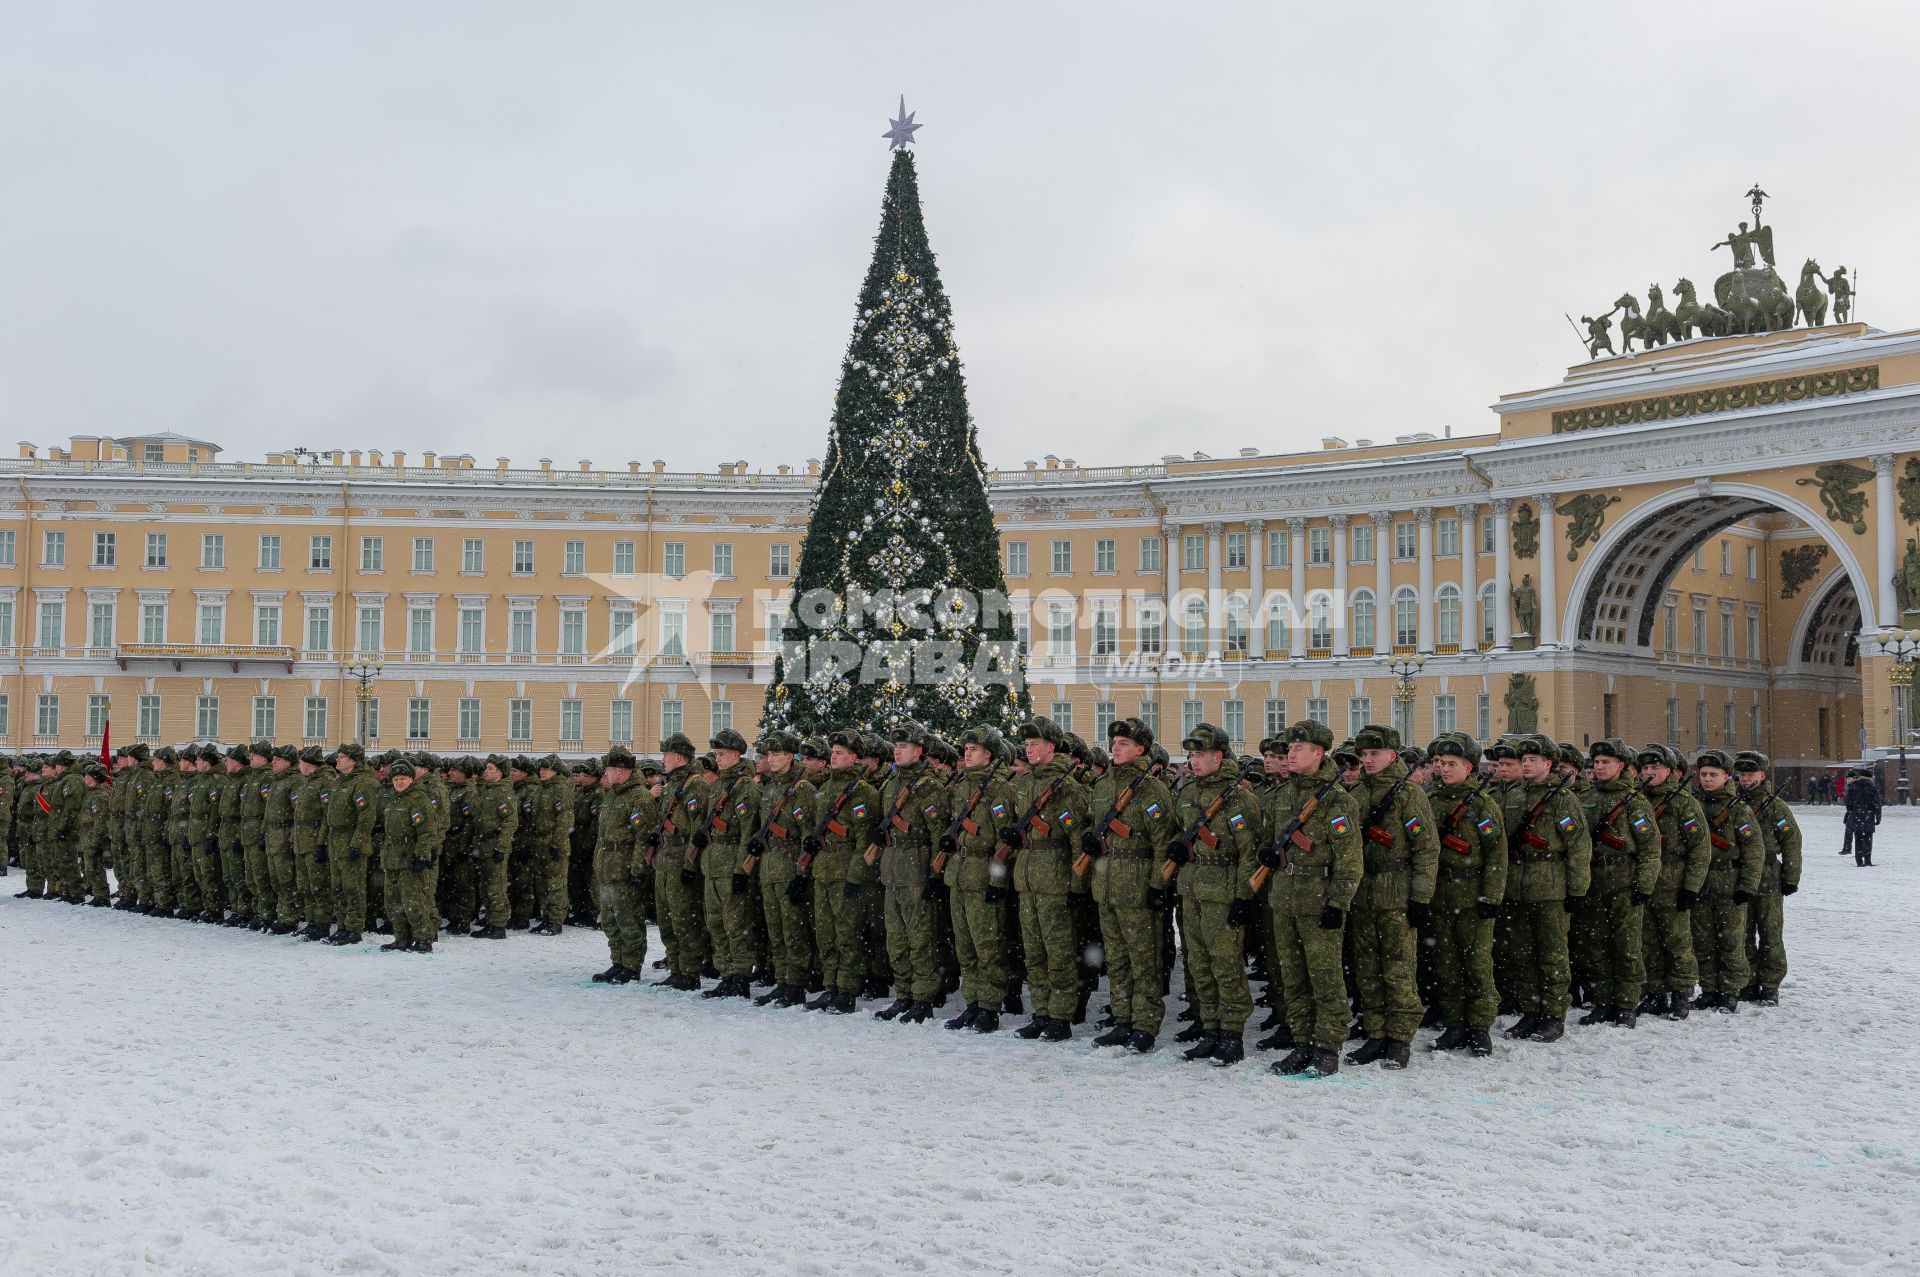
[883,95,921,150]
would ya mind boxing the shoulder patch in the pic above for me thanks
[989,801,1006,817]
[1144,801,1162,819]
[1403,813,1424,837]
[1227,811,1246,831]
[1556,814,1576,834]
[1737,822,1754,838]
[1328,813,1350,837]
[1476,814,1497,836]
[1630,813,1650,834]
[851,803,867,819]
[1681,814,1699,832]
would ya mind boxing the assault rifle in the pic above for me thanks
[1160,790,1227,883]
[1248,773,1344,892]
[1074,778,1139,878]
[1508,771,1575,854]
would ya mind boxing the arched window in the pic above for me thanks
[1350,589,1375,649]
[1436,584,1461,647]
[1480,581,1498,646]
[1308,591,1332,650]
[1393,586,1418,648]
[1225,595,1249,653]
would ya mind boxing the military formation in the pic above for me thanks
[5,718,1808,1078]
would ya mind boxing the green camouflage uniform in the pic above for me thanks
[747,764,817,990]
[652,766,708,980]
[1741,778,1801,992]
[438,775,476,930]
[115,765,145,906]
[530,770,576,927]
[596,774,655,972]
[323,765,379,932]
[236,763,271,921]
[571,781,602,925]
[53,767,90,901]
[1497,775,1592,1018]
[876,760,944,1003]
[77,777,112,900]
[1689,783,1762,997]
[381,779,439,947]
[1171,758,1260,1035]
[214,766,249,918]
[468,776,519,928]
[184,765,222,914]
[166,766,199,913]
[698,760,759,981]
[1426,777,1507,1031]
[263,763,301,926]
[138,764,175,909]
[809,763,882,998]
[1349,758,1440,1043]
[1009,755,1091,1023]
[1575,775,1661,1011]
[1263,756,1364,1052]
[1641,770,1709,998]
[291,767,330,928]
[943,763,1018,1011]
[1084,757,1177,1032]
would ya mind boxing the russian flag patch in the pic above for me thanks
[1145,802,1162,819]
[1681,815,1699,832]
[1403,814,1424,836]
[1228,811,1245,831]
[1631,814,1650,834]
[851,803,867,819]
[1476,815,1496,836]
[1557,814,1576,834]
[990,802,1006,817]
[1329,814,1350,837]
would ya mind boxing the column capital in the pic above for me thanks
[1245,518,1266,536]
[1455,502,1479,521]
[1330,513,1350,532]
[1161,521,1182,539]
[1872,453,1897,474]
[1535,492,1556,509]
[1490,497,1511,516]
[1371,510,1392,529]
[1287,516,1307,534]
[1416,508,1434,528]
[1203,521,1224,538]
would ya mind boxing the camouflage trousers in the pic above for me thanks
[1642,897,1698,995]
[1275,908,1349,1052]
[655,848,706,977]
[141,830,174,909]
[951,887,1008,1010]
[702,851,757,978]
[264,828,298,925]
[381,851,439,947]
[1746,886,1787,990]
[242,834,271,921]
[191,834,224,915]
[439,848,479,930]
[1018,889,1079,1020]
[859,883,888,986]
[530,841,570,928]
[1502,900,1572,1017]
[1572,889,1644,1010]
[883,886,940,1003]
[81,840,111,901]
[331,845,372,935]
[596,866,646,971]
[219,838,250,918]
[294,828,329,927]
[170,834,202,913]
[1349,907,1423,1042]
[116,825,144,905]
[1097,899,1164,1031]
[1179,896,1252,1033]
[569,842,598,924]
[758,865,813,988]
[475,845,510,926]
[811,853,863,994]
[1691,893,1749,995]
[1427,900,1498,1031]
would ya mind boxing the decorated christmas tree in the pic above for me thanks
[762,117,1027,738]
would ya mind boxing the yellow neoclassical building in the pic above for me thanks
[4,322,1917,794]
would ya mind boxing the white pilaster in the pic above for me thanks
[1288,517,1307,659]
[1491,498,1512,652]
[1372,512,1391,647]
[1537,493,1559,648]
[1205,521,1223,659]
[1331,514,1350,658]
[1246,519,1265,660]
[1416,508,1435,652]
[1875,454,1897,629]
[1457,503,1478,651]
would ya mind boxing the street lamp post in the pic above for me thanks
[1878,627,1920,805]
[1384,652,1426,738]
[344,654,383,747]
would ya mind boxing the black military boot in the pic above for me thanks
[753,983,784,1006]
[326,930,362,946]
[1256,1024,1295,1051]
[1666,992,1690,1021]
[221,913,248,927]
[1258,1007,1287,1032]
[246,915,267,929]
[1614,1006,1638,1028]
[302,923,330,942]
[1692,990,1717,1011]
[1181,1029,1220,1062]
[751,964,775,987]
[1092,1022,1132,1047]
[1528,1015,1565,1042]
[506,918,530,931]
[1015,1015,1050,1040]
[1419,1006,1443,1030]
[1346,1037,1388,1066]
[945,1004,980,1031]
[651,957,669,970]
[531,921,562,936]
[1467,1030,1493,1057]
[1714,993,1738,1014]
[702,976,736,999]
[1577,1005,1615,1026]
[1380,1039,1411,1069]
[861,977,891,1000]
[1305,1049,1341,1077]
[87,896,111,908]
[828,992,857,1014]
[1177,1002,1200,1026]
[1430,1026,1467,1052]
[268,920,297,935]
[1212,1033,1244,1067]
[970,1008,1000,1034]
[1637,991,1664,1016]
[1173,1020,1208,1044]
[1756,987,1779,1006]
[411,941,434,954]
[1094,1005,1117,1030]
[1041,1018,1072,1042]
[1072,990,1091,1026]
[471,925,506,939]
[874,997,912,1021]
[803,989,833,1011]
[1125,1029,1156,1054]
[1505,1011,1541,1039]
[1272,1045,1316,1076]
[1346,1017,1367,1042]
[670,973,701,991]
[592,965,624,983]
[380,937,409,951]
[899,1002,932,1024]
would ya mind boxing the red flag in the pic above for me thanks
[100,717,111,768]
[36,791,52,815]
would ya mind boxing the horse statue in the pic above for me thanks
[1673,277,1728,339]
[1715,263,1794,333]
[1797,258,1829,327]
[1641,283,1681,347]
[1613,293,1649,351]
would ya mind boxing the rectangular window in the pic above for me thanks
[195,695,218,739]
[712,543,733,578]
[1719,611,1733,659]
[508,699,532,742]
[1720,701,1734,745]
[87,693,109,739]
[43,530,66,566]
[558,699,583,742]
[359,536,382,573]
[1138,700,1159,735]
[1267,606,1289,655]
[1692,547,1704,572]
[1308,595,1332,649]
[253,696,276,739]
[1481,515,1496,555]
[1006,540,1028,576]
[458,607,483,654]
[1747,546,1758,580]
[35,600,63,649]
[144,442,163,463]
[1268,528,1288,568]
[1093,600,1118,656]
[195,602,223,645]
[1183,598,1205,654]
[1181,699,1204,737]
[609,699,633,743]
[710,610,735,654]
[509,608,535,655]
[1747,613,1761,661]
[1749,704,1762,747]
[1051,539,1072,574]
[614,540,637,575]
[660,607,686,657]
[258,534,281,570]
[564,540,585,575]
[1095,538,1116,574]
[609,607,636,657]
[1048,601,1074,656]
[1225,604,1248,654]
[0,529,14,566]
[1307,697,1330,728]
[255,603,281,646]
[1662,603,1677,653]
[37,693,59,737]
[663,542,685,578]
[458,698,481,741]
[1695,700,1708,747]
[1223,699,1245,746]
[407,606,433,654]
[710,700,734,735]
[1014,608,1030,657]
[1348,697,1372,736]
[1720,541,1732,576]
[144,533,167,568]
[358,605,383,654]
[408,697,431,741]
[1051,701,1074,735]
[1435,694,1457,735]
[1437,518,1460,557]
[660,699,684,740]
[93,531,116,566]
[1183,535,1203,572]
[560,608,586,655]
[1476,693,1491,741]
[462,538,483,574]
[138,694,160,738]
[1225,533,1246,570]
[0,598,11,649]
[359,697,380,742]
[306,604,331,654]
[1137,602,1161,655]
[1309,527,1331,565]
[412,537,435,573]
[1692,605,1706,655]
[89,601,114,648]
[309,535,332,570]
[768,543,791,578]
[1666,698,1680,745]
[1265,698,1287,738]
[201,534,224,569]
[1394,521,1416,560]
[305,697,328,740]
[1351,522,1374,564]
[139,601,165,644]
[1138,537,1160,574]
[512,540,534,574]
[1094,700,1117,739]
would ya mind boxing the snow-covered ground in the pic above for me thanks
[2,807,1916,1276]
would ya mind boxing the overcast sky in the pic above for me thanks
[3,2,1914,473]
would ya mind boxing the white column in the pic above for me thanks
[1247,519,1266,660]
[1536,493,1559,648]
[1874,454,1898,628]
[1205,520,1224,659]
[1491,498,1512,651]
[1416,508,1435,653]
[1457,503,1479,651]
[1162,521,1180,657]
[1288,517,1307,659]
[1331,514,1350,657]
[1372,512,1391,648]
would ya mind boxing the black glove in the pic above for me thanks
[803,834,824,856]
[1145,886,1167,912]
[786,876,810,906]
[1000,828,1024,852]
[1405,900,1431,928]
[1476,899,1499,920]
[984,885,1005,904]
[410,856,431,873]
[680,865,697,885]
[1226,899,1249,928]
[1781,881,1799,897]
[349,848,365,862]
[490,850,503,864]
[1163,837,1193,867]
[313,845,329,865]
[1563,895,1582,914]
[843,880,863,900]
[691,829,710,851]
[730,872,749,896]
[1630,888,1651,906]
[938,833,958,854]
[1257,843,1283,869]
[1675,887,1698,911]
[1318,906,1344,931]
[645,831,662,850]
[1080,830,1103,857]
[1732,889,1753,905]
